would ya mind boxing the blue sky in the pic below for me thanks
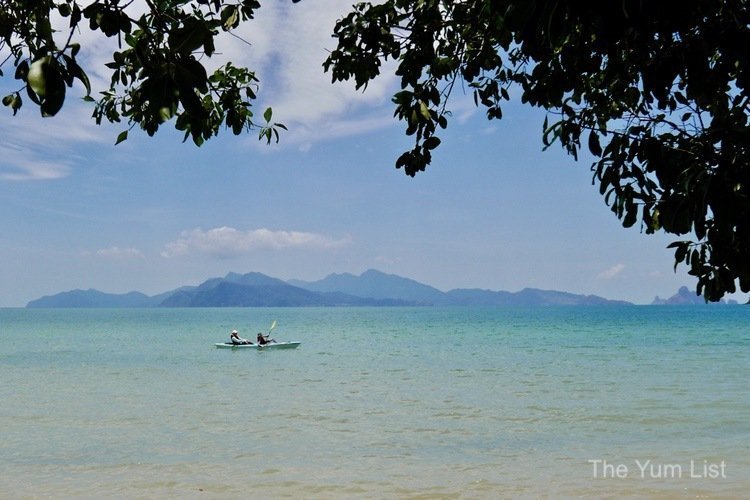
[0,1,737,307]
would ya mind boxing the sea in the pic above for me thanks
[1,306,748,498]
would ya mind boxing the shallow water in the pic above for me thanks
[1,306,748,497]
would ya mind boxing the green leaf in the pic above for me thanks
[15,60,29,81]
[26,84,41,105]
[500,86,510,101]
[36,60,67,117]
[115,130,128,145]
[670,242,689,270]
[58,3,72,17]
[424,136,441,150]
[396,151,410,169]
[169,18,212,55]
[419,100,431,121]
[36,15,53,40]
[4,92,21,115]
[588,130,602,157]
[622,203,637,228]
[263,107,272,122]
[27,57,51,96]
[63,56,91,96]
[221,6,239,31]
[40,85,66,116]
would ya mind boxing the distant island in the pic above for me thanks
[652,286,738,305]
[25,269,722,308]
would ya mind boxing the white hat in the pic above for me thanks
[231,330,238,334]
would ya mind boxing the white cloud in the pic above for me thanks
[225,0,399,147]
[598,263,625,279]
[1,12,120,182]
[1,1,401,180]
[161,226,351,259]
[0,101,113,181]
[95,246,145,259]
[0,155,72,181]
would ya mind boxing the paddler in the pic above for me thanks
[230,330,252,345]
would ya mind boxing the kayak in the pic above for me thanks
[215,341,301,350]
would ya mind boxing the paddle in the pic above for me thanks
[259,320,277,344]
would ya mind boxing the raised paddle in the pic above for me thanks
[258,320,277,344]
[266,320,277,342]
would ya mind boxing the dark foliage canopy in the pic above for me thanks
[324,0,750,301]
[0,0,286,145]
[2,0,750,301]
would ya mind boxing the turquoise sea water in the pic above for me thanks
[1,306,749,498]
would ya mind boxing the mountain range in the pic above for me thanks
[26,269,685,308]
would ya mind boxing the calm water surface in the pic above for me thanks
[1,306,748,498]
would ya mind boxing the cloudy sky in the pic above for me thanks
[0,1,735,306]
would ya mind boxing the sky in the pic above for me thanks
[0,1,741,307]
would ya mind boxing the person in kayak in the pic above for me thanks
[256,332,276,345]
[230,330,252,345]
